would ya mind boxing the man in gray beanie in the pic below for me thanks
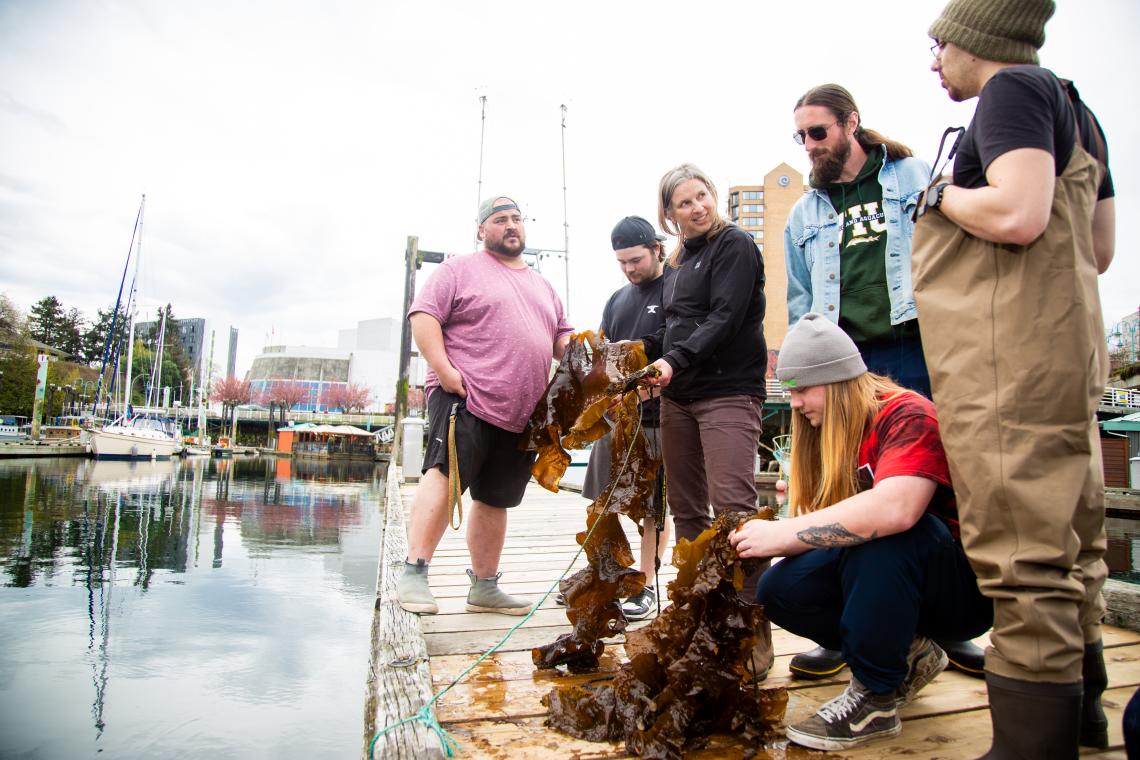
[913,0,1116,755]
[731,313,991,751]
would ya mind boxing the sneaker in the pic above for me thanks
[789,646,848,680]
[396,559,438,615]
[786,678,901,751]
[465,569,534,615]
[896,636,949,706]
[621,585,656,620]
[554,592,567,606]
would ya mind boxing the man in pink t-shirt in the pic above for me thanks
[396,195,573,616]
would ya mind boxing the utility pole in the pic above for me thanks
[560,103,571,314]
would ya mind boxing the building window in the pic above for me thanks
[742,204,766,214]
[743,191,764,200]
[757,242,764,252]
[754,230,764,239]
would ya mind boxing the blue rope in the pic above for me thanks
[368,402,645,758]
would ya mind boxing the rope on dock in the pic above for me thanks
[368,405,646,759]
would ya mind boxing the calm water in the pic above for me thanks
[0,456,385,759]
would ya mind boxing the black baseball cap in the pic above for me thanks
[611,216,666,251]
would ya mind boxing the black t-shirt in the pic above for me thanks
[599,267,674,426]
[954,66,1113,200]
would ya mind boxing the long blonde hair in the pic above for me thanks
[657,163,728,268]
[787,373,909,516]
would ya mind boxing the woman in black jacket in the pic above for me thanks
[644,163,768,545]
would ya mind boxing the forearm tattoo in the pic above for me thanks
[795,522,877,548]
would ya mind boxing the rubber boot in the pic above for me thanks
[979,673,1082,759]
[396,559,438,614]
[1080,640,1109,749]
[465,569,534,615]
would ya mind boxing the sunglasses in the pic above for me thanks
[793,121,839,146]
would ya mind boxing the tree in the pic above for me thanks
[260,380,310,426]
[81,304,129,367]
[0,343,37,416]
[58,307,84,358]
[27,296,65,348]
[321,382,374,414]
[210,375,252,427]
[0,293,25,340]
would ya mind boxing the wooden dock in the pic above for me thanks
[368,473,1139,759]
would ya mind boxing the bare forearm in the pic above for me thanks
[1093,197,1115,274]
[940,148,1055,246]
[730,476,933,558]
[410,313,454,377]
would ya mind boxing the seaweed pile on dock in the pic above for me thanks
[542,512,787,759]
[523,332,660,670]
[522,333,786,756]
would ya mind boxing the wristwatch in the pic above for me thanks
[914,182,951,221]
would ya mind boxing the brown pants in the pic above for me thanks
[911,147,1107,683]
[660,394,764,543]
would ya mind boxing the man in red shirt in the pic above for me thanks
[732,314,991,751]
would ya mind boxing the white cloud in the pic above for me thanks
[2,0,1136,375]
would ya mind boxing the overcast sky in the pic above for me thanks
[2,0,1137,379]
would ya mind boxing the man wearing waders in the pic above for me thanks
[915,1,1116,755]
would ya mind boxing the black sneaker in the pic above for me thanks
[554,592,567,606]
[786,678,901,751]
[621,585,656,620]
[789,646,848,680]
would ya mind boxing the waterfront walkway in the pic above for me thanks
[368,472,1140,759]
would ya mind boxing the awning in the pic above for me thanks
[1102,412,1140,432]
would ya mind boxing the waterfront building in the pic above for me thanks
[247,345,351,413]
[726,163,808,350]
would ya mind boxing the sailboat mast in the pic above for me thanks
[122,194,145,414]
[474,94,487,249]
[560,104,571,314]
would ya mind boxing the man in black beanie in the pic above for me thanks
[913,0,1116,755]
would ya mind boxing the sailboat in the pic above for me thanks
[90,196,181,460]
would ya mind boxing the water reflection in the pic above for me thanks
[0,456,384,758]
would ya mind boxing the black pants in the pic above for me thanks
[756,513,992,694]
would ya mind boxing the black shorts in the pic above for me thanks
[423,388,536,508]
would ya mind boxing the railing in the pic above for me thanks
[1102,387,1140,410]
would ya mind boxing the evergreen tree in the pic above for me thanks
[58,307,85,358]
[27,296,65,348]
[81,305,128,366]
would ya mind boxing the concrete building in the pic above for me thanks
[226,327,239,377]
[135,317,207,376]
[246,317,419,413]
[247,346,352,412]
[727,163,807,350]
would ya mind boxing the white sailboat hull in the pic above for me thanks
[90,426,179,460]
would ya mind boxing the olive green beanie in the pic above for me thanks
[929,0,1055,64]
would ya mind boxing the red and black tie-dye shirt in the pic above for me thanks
[858,392,960,540]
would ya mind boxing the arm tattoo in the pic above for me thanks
[795,522,878,548]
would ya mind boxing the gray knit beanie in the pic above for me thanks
[929,0,1054,64]
[777,314,867,389]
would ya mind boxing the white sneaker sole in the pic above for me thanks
[466,603,533,615]
[786,721,901,751]
[399,601,439,615]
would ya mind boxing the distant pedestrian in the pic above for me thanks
[915,0,1116,754]
[396,195,573,617]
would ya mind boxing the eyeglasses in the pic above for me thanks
[930,41,944,58]
[793,121,839,146]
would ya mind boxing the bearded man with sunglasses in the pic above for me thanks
[782,84,986,685]
[912,1,1116,756]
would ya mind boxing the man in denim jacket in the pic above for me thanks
[785,84,930,396]
[782,84,986,684]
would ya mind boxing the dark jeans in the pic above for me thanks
[858,326,931,399]
[756,513,992,694]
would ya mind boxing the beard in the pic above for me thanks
[486,233,525,257]
[810,138,852,186]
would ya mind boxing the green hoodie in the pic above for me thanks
[824,149,908,345]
